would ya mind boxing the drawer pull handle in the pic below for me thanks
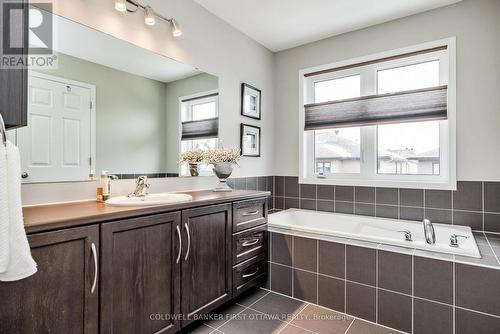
[91,243,98,294]
[241,238,260,247]
[242,210,259,217]
[242,267,259,278]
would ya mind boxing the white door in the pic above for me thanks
[17,74,93,182]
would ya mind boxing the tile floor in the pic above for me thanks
[188,289,403,334]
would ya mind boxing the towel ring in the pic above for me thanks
[0,113,6,147]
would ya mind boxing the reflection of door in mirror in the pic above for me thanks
[180,92,219,176]
[16,72,95,183]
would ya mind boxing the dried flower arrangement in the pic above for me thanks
[204,147,242,164]
[178,148,206,164]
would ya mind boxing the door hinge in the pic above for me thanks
[89,157,92,166]
[90,101,93,109]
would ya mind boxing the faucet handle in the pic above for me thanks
[398,230,413,242]
[450,234,468,247]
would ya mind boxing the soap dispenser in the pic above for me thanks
[97,170,109,202]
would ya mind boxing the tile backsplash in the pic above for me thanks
[229,176,500,234]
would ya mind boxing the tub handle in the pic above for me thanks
[397,230,413,242]
[450,234,468,247]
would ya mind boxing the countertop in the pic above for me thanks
[23,190,270,234]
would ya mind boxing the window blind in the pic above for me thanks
[181,117,219,140]
[304,85,447,131]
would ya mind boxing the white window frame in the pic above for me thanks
[299,37,456,190]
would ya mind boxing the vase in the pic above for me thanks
[212,162,234,192]
[189,163,199,177]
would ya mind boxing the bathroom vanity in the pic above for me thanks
[0,190,269,334]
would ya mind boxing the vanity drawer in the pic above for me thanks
[233,198,267,232]
[233,224,267,264]
[232,253,267,296]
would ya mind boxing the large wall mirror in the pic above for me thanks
[8,12,219,183]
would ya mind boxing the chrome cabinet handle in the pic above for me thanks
[184,223,190,261]
[176,225,182,264]
[241,238,260,247]
[242,210,259,217]
[91,243,98,294]
[242,267,259,278]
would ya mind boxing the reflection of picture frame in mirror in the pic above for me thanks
[241,83,261,120]
[240,123,261,157]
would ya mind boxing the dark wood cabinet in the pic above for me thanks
[0,225,99,334]
[181,204,233,326]
[100,212,182,334]
[0,0,28,129]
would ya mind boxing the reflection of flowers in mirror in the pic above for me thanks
[178,148,205,164]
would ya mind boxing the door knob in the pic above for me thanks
[21,172,29,179]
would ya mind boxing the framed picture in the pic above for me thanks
[241,83,261,120]
[240,123,261,157]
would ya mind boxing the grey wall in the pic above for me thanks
[273,0,500,181]
[37,52,168,174]
[165,73,218,172]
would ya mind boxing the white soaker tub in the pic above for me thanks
[268,209,480,258]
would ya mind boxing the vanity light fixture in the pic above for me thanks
[113,0,182,37]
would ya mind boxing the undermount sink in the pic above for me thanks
[106,193,193,207]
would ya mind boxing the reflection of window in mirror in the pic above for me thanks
[180,92,219,176]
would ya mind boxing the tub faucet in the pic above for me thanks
[128,176,150,198]
[423,219,436,245]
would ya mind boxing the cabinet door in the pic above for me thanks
[100,212,181,334]
[0,0,28,129]
[181,204,232,326]
[0,225,99,333]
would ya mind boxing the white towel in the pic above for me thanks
[0,141,37,281]
[0,142,9,271]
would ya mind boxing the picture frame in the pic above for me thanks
[240,123,261,157]
[241,83,261,120]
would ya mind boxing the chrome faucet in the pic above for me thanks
[423,219,436,244]
[128,176,150,198]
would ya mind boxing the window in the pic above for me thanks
[300,39,456,189]
[180,92,219,176]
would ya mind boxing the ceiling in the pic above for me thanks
[52,14,200,83]
[194,0,462,52]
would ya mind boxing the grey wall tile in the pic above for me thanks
[257,176,267,191]
[285,176,299,197]
[355,203,375,216]
[235,178,247,190]
[300,184,316,199]
[271,263,292,296]
[275,176,284,197]
[453,181,483,211]
[425,189,452,209]
[285,198,300,209]
[376,188,398,205]
[346,245,376,286]
[271,233,292,266]
[455,308,500,334]
[378,250,412,294]
[317,185,334,200]
[335,201,354,214]
[318,241,345,278]
[267,176,274,195]
[414,298,453,334]
[414,257,453,304]
[300,199,316,210]
[484,213,500,233]
[484,182,500,213]
[425,208,452,224]
[246,177,258,190]
[318,275,345,313]
[346,282,376,322]
[400,206,424,221]
[293,269,317,303]
[336,186,354,201]
[376,205,398,219]
[456,263,500,316]
[355,187,375,203]
[317,200,334,212]
[275,197,284,210]
[400,188,424,207]
[377,290,412,333]
[293,236,317,272]
[453,210,483,231]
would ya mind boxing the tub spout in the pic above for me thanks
[423,219,436,245]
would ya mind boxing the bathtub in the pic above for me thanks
[268,209,481,258]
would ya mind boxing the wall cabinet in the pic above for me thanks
[0,225,99,334]
[0,0,28,129]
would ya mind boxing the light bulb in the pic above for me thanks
[170,19,182,37]
[144,6,156,26]
[114,0,127,12]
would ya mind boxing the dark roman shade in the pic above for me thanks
[304,85,447,130]
[181,117,218,140]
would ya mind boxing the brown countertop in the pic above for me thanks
[23,190,270,234]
